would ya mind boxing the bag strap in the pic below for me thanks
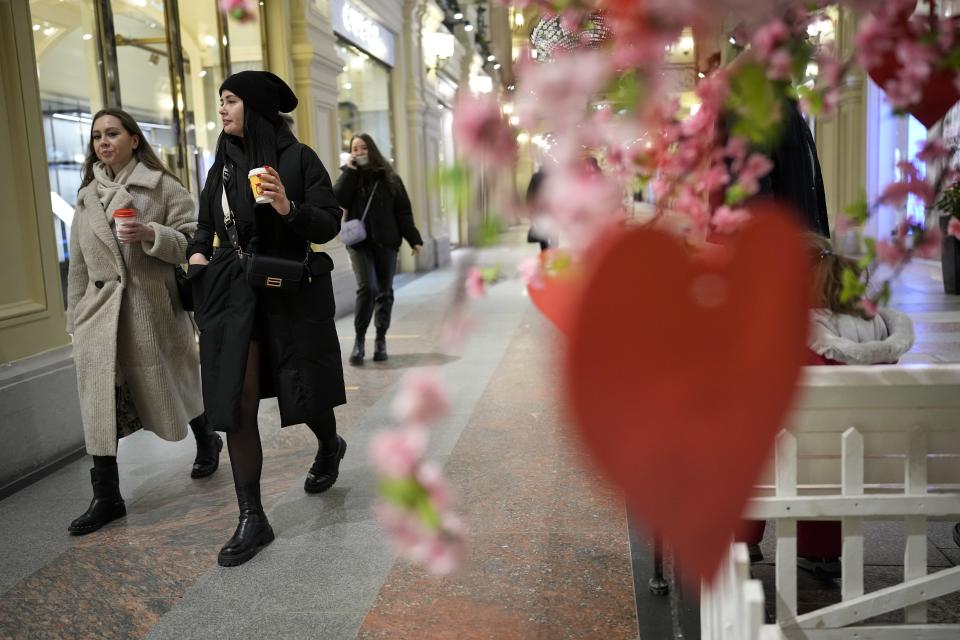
[221,166,244,254]
[360,182,379,223]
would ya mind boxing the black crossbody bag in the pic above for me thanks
[221,167,310,292]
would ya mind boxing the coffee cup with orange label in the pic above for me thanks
[113,208,135,242]
[248,167,273,204]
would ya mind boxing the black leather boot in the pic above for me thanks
[218,483,275,567]
[304,436,347,494]
[373,330,388,362]
[68,465,126,535]
[189,416,223,479]
[349,337,365,366]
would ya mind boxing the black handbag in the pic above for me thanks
[174,264,194,311]
[221,167,309,292]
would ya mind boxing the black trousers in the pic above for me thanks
[348,244,398,338]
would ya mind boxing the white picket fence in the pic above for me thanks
[702,364,960,640]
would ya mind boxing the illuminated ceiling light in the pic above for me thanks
[678,35,694,54]
[206,121,216,130]
[82,33,92,41]
[32,24,40,31]
[493,63,501,70]
[73,153,85,164]
[453,12,463,20]
[806,62,819,78]
[464,23,474,32]
[502,103,514,115]
[487,54,495,62]
[350,56,365,70]
[203,35,217,48]
[729,36,737,45]
[517,132,530,144]
[514,12,524,28]
[42,27,56,36]
[509,115,520,126]
[698,71,706,79]
[343,82,352,90]
[198,69,208,78]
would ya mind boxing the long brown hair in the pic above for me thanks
[352,133,401,190]
[809,233,872,320]
[79,108,181,190]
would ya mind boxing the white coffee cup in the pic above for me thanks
[248,167,273,204]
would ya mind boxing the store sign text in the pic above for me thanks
[329,0,395,66]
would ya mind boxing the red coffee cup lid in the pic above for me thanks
[113,208,135,218]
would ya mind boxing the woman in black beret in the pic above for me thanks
[187,71,347,566]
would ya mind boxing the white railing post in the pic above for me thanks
[775,430,798,625]
[841,427,865,602]
[904,426,929,623]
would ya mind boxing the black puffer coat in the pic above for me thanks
[333,166,423,250]
[187,132,346,432]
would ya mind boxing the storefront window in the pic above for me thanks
[337,42,393,166]
[229,7,265,72]
[179,0,228,191]
[31,0,103,305]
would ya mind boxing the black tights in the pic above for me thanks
[228,341,340,490]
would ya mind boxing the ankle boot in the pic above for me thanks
[189,416,223,479]
[349,337,365,366]
[218,483,275,567]
[373,331,388,362]
[304,436,347,494]
[68,465,126,535]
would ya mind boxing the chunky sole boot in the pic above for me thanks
[190,417,224,479]
[68,467,126,535]
[217,513,275,567]
[304,436,347,494]
[373,333,388,362]
[218,482,274,567]
[349,339,365,366]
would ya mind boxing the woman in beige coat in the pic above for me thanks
[65,108,221,535]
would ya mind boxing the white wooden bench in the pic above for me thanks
[702,364,960,639]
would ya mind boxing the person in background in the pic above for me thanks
[739,233,915,578]
[66,108,217,535]
[187,71,347,566]
[333,133,423,365]
[526,168,550,251]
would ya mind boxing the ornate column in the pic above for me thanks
[815,7,867,247]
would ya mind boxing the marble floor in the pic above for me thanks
[1,242,958,639]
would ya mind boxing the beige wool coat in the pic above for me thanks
[66,163,203,456]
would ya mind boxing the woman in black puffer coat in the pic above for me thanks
[187,71,346,567]
[333,133,423,365]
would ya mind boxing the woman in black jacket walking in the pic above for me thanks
[187,71,347,567]
[333,134,423,365]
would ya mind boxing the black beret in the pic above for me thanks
[220,71,298,122]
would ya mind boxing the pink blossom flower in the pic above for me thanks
[917,139,950,164]
[515,51,611,130]
[949,217,960,240]
[915,227,941,259]
[219,0,256,22]
[465,266,486,299]
[835,213,858,236]
[369,427,428,479]
[736,153,774,197]
[768,49,794,81]
[453,94,516,164]
[416,462,453,512]
[518,256,544,288]
[375,504,466,575]
[752,20,789,60]
[712,206,751,234]
[861,297,879,317]
[875,239,909,266]
[392,368,450,428]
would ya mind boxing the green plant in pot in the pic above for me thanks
[936,180,960,295]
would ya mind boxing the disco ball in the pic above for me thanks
[529,11,611,62]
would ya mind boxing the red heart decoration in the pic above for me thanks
[563,202,810,586]
[527,250,583,335]
[866,0,960,129]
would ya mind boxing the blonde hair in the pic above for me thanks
[808,233,872,320]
